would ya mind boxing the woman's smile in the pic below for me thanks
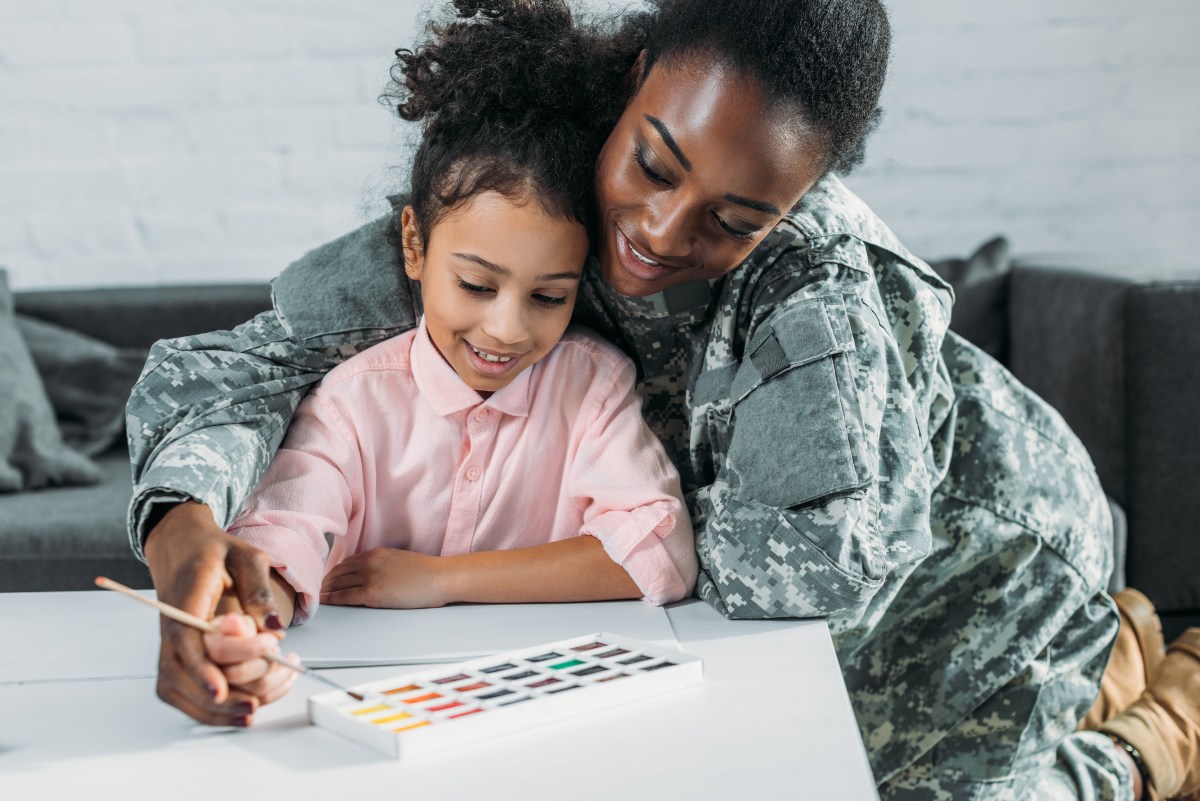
[613,224,694,282]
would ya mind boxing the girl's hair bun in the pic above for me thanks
[390,0,586,131]
[385,0,626,248]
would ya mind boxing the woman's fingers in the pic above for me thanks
[227,544,283,633]
[161,615,231,704]
[155,641,260,725]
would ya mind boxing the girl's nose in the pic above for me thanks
[481,302,528,346]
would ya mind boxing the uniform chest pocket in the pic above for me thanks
[727,296,874,509]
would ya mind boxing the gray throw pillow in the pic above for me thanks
[0,269,101,492]
[17,315,146,456]
[929,237,1012,363]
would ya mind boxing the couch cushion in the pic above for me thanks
[1124,282,1200,612]
[0,451,149,590]
[0,269,101,492]
[17,315,147,457]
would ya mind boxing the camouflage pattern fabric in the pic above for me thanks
[126,174,1128,799]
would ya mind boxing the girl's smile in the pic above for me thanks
[401,191,588,396]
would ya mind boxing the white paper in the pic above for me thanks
[283,601,678,667]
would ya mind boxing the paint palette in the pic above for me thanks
[308,632,701,759]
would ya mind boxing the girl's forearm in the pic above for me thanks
[439,535,641,604]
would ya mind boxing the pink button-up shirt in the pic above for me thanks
[229,320,697,623]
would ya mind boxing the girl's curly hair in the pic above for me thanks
[383,0,631,249]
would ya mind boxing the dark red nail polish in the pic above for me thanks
[205,682,218,698]
[234,702,255,716]
[264,612,283,631]
[232,716,250,728]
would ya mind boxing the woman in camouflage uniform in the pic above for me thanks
[127,1,1199,799]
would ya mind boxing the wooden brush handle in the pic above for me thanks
[95,576,220,634]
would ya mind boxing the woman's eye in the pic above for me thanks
[633,145,670,185]
[457,279,492,295]
[715,214,758,242]
[533,294,568,307]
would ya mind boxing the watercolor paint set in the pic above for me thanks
[308,631,702,759]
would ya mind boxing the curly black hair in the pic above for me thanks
[618,0,891,175]
[383,0,627,249]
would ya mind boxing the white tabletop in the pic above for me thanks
[0,593,878,801]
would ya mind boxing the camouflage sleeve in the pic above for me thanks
[692,269,936,622]
[124,310,398,562]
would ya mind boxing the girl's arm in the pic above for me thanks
[320,536,641,608]
[227,384,367,626]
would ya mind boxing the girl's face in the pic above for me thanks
[402,192,588,396]
[594,56,829,297]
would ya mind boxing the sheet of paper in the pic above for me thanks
[0,591,677,683]
[283,601,678,667]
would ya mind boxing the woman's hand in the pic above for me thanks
[320,547,448,609]
[143,501,287,725]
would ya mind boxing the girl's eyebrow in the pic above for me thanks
[451,252,581,282]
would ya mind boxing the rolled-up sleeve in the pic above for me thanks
[570,360,698,606]
[226,391,363,624]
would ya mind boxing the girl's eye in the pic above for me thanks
[633,145,670,185]
[714,214,758,242]
[457,279,492,295]
[533,294,568,307]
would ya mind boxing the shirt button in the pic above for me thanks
[474,408,490,422]
[465,466,481,481]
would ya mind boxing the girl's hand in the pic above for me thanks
[320,547,449,609]
[202,613,299,719]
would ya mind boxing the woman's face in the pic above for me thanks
[594,55,829,297]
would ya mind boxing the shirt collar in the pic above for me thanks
[410,318,533,418]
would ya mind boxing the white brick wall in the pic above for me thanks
[1,0,1197,290]
[850,0,1200,269]
[0,0,423,289]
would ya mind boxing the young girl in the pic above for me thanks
[216,1,696,634]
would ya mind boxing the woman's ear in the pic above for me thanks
[400,206,423,280]
[621,49,648,101]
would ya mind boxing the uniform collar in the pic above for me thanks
[585,267,718,325]
[410,317,533,419]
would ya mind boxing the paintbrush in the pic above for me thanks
[94,575,380,704]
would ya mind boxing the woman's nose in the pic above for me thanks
[640,198,694,261]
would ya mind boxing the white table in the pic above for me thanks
[0,592,878,800]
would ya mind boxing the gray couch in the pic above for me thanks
[1,285,272,593]
[3,266,1198,636]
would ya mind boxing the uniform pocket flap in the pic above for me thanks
[731,296,855,402]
